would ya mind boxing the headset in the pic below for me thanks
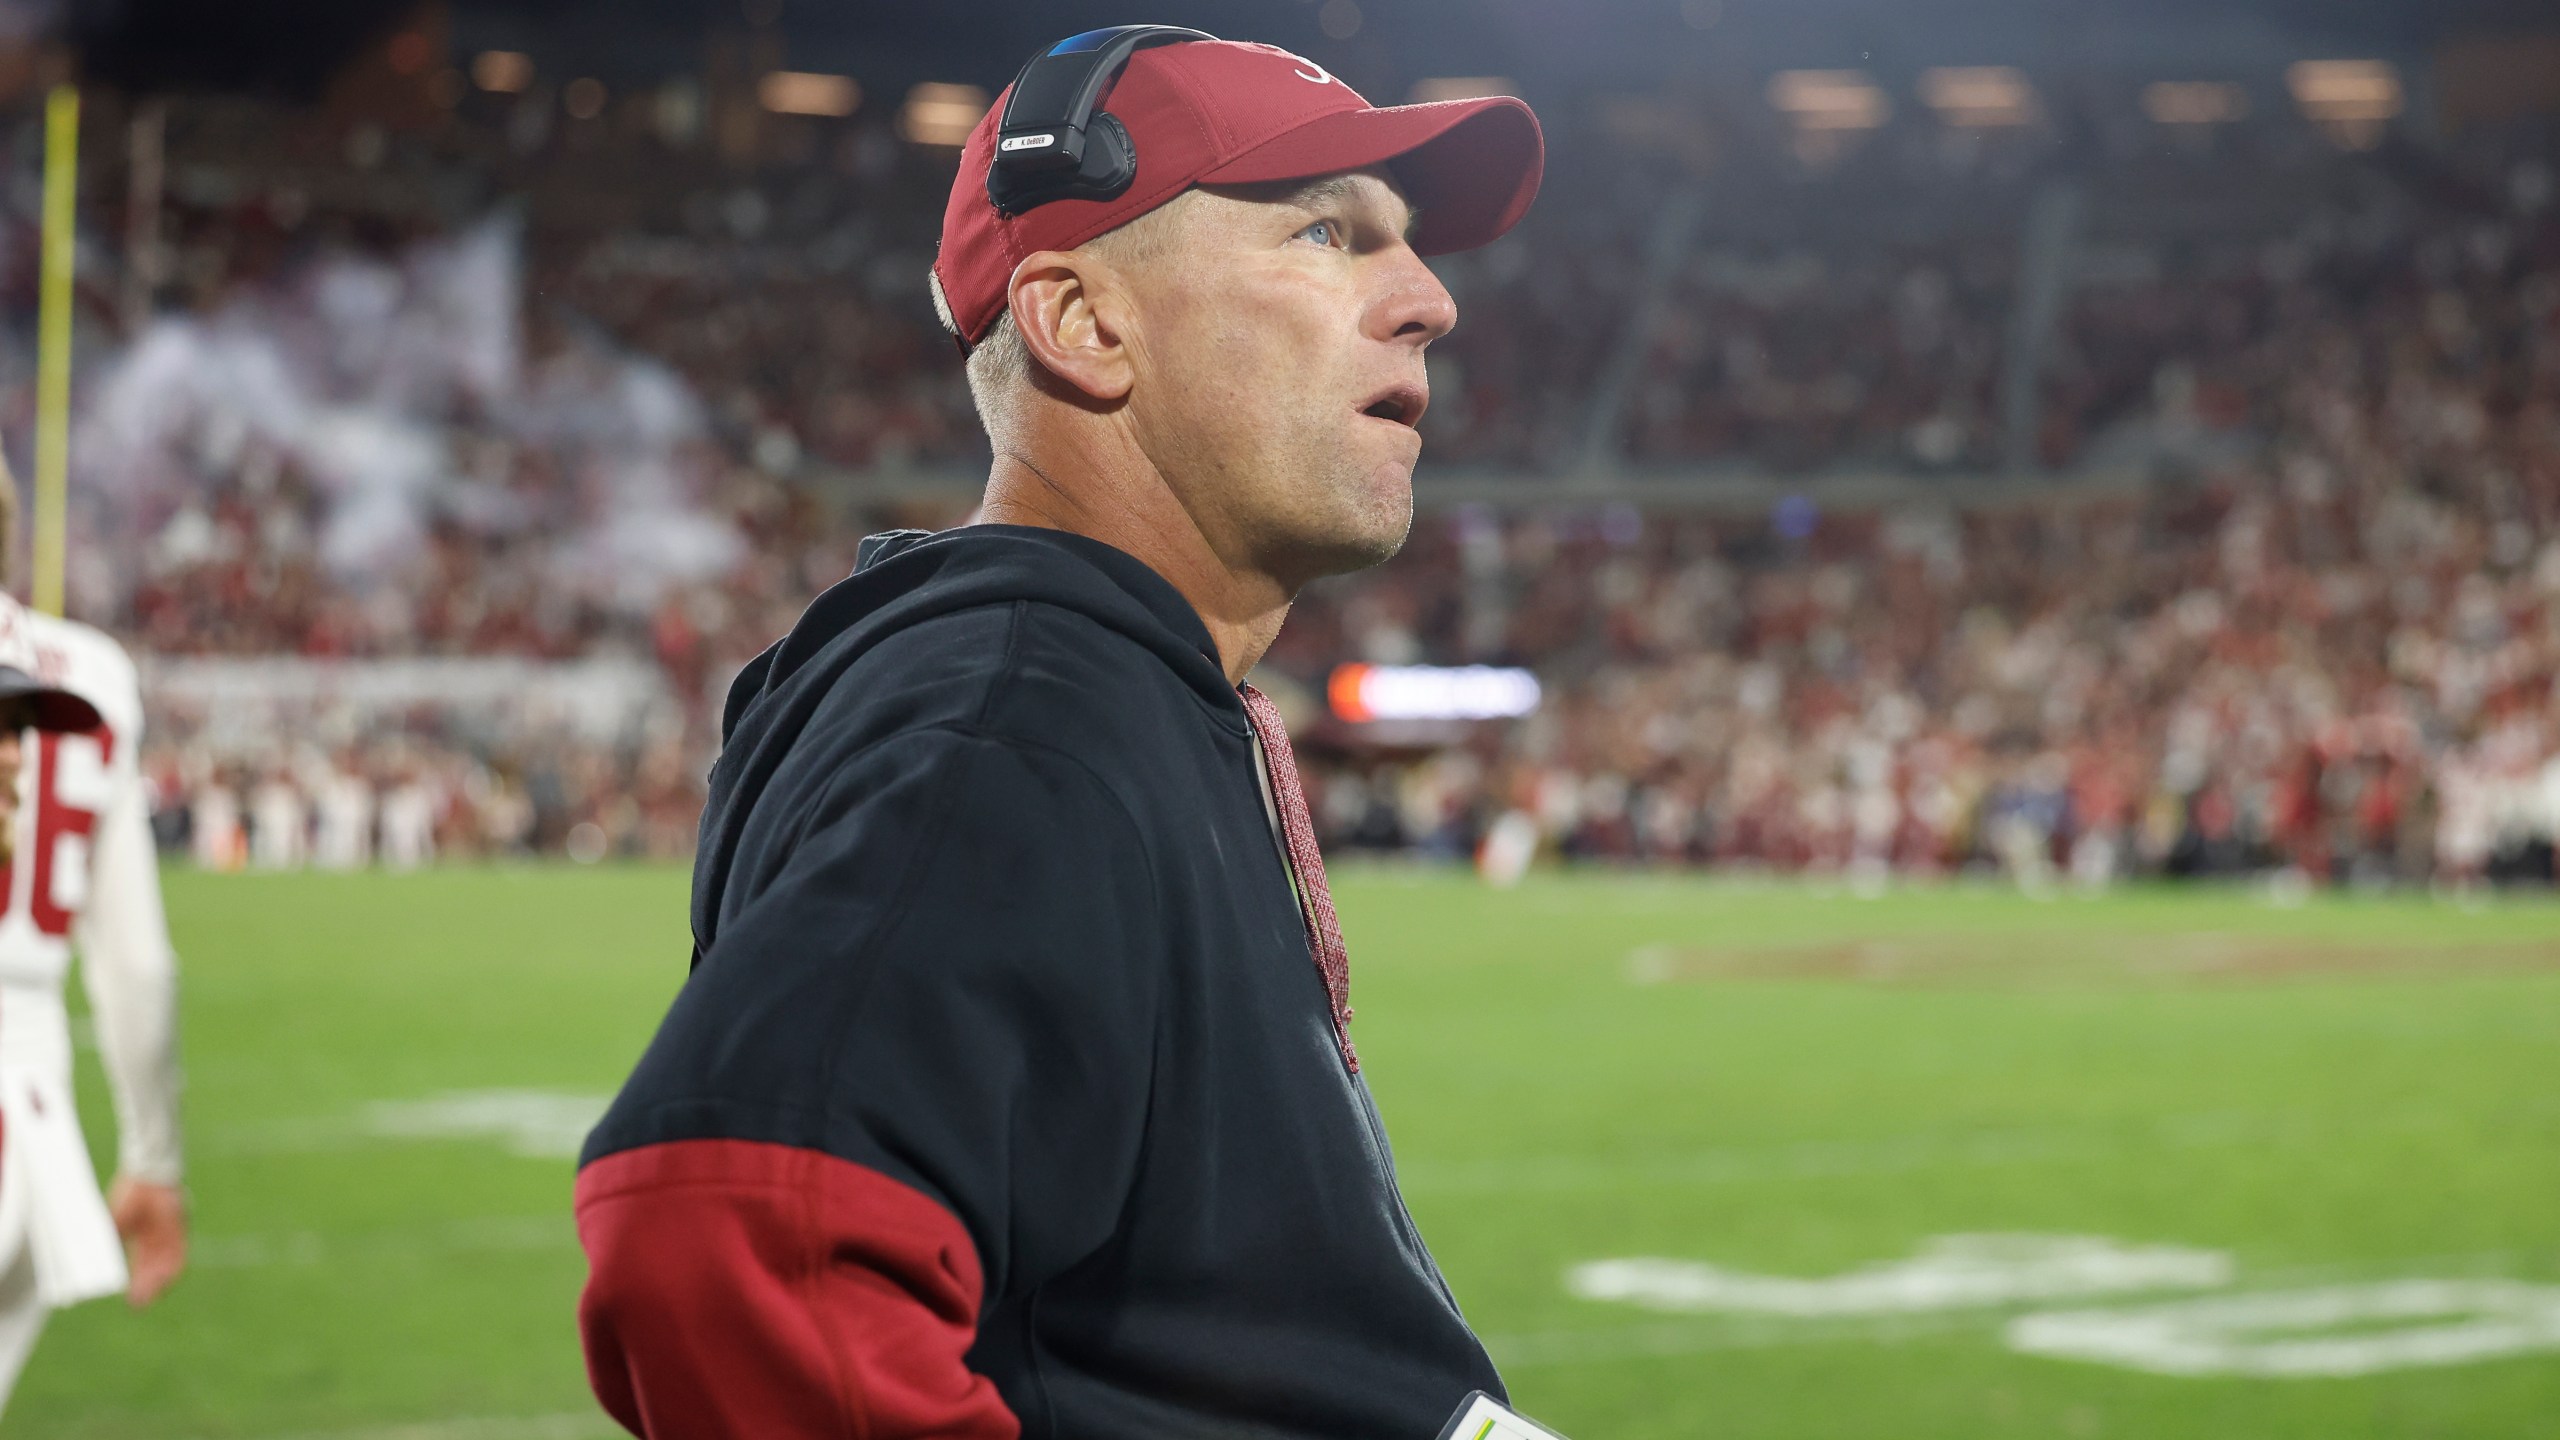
[987,24,1217,216]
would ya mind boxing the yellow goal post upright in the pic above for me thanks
[29,83,76,616]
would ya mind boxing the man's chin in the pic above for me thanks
[1358,459,1418,557]
[1288,484,1412,582]
[1331,523,1410,574]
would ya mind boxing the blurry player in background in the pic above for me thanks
[0,526,186,1413]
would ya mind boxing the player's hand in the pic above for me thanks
[107,1176,188,1307]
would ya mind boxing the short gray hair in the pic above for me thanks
[963,311,1033,446]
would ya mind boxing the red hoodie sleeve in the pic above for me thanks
[575,1137,1020,1440]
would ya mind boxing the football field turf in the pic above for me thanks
[19,866,2560,1438]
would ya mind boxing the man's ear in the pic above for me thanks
[1007,251,1135,404]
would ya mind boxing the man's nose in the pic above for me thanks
[1370,249,1458,348]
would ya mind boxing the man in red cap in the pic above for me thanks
[577,28,1542,1439]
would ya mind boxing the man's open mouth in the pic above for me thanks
[1358,383,1427,428]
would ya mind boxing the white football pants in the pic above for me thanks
[0,1238,46,1417]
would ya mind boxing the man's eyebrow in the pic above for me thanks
[1280,174,1421,241]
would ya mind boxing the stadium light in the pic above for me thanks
[1328,664,1542,724]
[2142,81,2249,125]
[2288,60,2399,149]
[2287,60,2401,117]
[760,71,861,118]
[1919,66,2037,127]
[899,83,989,147]
[2288,60,2401,120]
[1767,70,1890,130]
[471,50,534,94]
[1409,77,1518,103]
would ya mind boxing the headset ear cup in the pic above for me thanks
[984,110,1142,215]
[1079,111,1138,198]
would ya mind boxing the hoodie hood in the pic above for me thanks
[731,525,1233,731]
[690,525,1238,964]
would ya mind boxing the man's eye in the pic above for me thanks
[1296,220,1338,248]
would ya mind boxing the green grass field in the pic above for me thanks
[17,866,2560,1438]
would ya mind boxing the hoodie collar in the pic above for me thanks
[861,525,1225,679]
[854,525,1224,679]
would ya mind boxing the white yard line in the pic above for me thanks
[205,1090,611,1161]
[2010,1279,2560,1377]
[1567,1235,2234,1317]
[1519,1249,2560,1369]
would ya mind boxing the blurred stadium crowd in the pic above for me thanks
[9,60,2560,886]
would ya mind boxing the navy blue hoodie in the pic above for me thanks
[575,525,1502,1439]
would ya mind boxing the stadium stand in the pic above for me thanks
[8,68,2558,884]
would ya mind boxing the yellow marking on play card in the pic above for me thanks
[1438,1391,1572,1440]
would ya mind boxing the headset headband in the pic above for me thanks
[987,24,1217,216]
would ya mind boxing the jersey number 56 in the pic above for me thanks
[0,730,112,940]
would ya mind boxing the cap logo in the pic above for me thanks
[1289,56,1335,85]
[999,133,1058,152]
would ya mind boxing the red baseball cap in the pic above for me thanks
[932,37,1543,347]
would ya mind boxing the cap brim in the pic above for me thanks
[0,666,100,733]
[1200,95,1543,256]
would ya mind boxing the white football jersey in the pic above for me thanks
[0,610,182,1188]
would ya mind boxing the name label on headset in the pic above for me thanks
[1000,133,1059,152]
